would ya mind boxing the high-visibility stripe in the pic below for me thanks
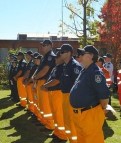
[71,136,77,140]
[43,113,52,117]
[33,103,37,106]
[54,123,58,127]
[28,101,34,104]
[65,130,71,134]
[40,111,44,114]
[58,126,65,130]
[106,78,112,82]
[21,98,27,101]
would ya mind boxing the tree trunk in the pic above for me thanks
[83,0,87,47]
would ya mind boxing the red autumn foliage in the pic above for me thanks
[98,0,121,68]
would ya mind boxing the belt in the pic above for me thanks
[73,103,100,113]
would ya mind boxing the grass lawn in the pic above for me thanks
[0,90,121,143]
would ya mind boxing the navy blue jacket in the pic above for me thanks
[47,64,63,91]
[60,58,82,93]
[70,63,110,108]
[17,59,27,77]
[35,50,56,80]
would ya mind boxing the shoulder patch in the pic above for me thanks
[74,68,80,74]
[48,56,52,61]
[95,75,102,83]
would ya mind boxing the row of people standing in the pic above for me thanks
[8,40,110,143]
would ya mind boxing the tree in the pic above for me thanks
[98,0,121,68]
[60,0,99,47]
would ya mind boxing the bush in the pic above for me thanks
[0,64,9,90]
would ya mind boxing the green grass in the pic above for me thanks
[0,90,121,143]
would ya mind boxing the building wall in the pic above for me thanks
[0,40,80,63]
[0,48,9,63]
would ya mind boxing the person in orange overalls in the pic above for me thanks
[33,40,55,130]
[41,51,67,142]
[23,50,35,112]
[70,45,110,143]
[25,52,45,125]
[59,44,82,143]
[13,52,27,107]
[97,57,112,105]
[117,62,121,111]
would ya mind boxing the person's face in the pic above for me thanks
[25,54,31,62]
[81,52,93,66]
[105,57,111,62]
[41,44,51,55]
[60,51,71,61]
[34,59,41,65]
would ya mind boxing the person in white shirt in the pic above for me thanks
[103,53,114,82]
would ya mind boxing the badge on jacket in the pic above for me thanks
[95,75,102,83]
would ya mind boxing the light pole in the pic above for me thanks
[62,0,64,37]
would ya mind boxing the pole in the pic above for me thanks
[62,0,64,37]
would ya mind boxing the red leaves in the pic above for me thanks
[98,0,121,44]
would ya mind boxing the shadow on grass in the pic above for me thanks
[0,107,23,120]
[103,120,114,139]
[0,96,14,109]
[0,95,54,143]
[111,92,118,99]
[8,113,53,143]
[106,110,118,121]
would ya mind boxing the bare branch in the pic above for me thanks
[73,16,82,37]
[63,21,83,37]
[64,3,84,21]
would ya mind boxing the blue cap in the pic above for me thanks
[34,55,42,60]
[59,44,73,52]
[83,45,99,55]
[31,52,40,58]
[24,50,33,56]
[103,53,112,58]
[42,39,52,45]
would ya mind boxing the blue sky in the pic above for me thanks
[0,0,105,39]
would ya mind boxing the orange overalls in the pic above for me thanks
[17,77,27,107]
[72,104,105,143]
[62,93,77,143]
[36,80,54,129]
[48,90,67,140]
[26,83,34,113]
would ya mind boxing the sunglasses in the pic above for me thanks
[60,51,69,54]
[42,44,48,47]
